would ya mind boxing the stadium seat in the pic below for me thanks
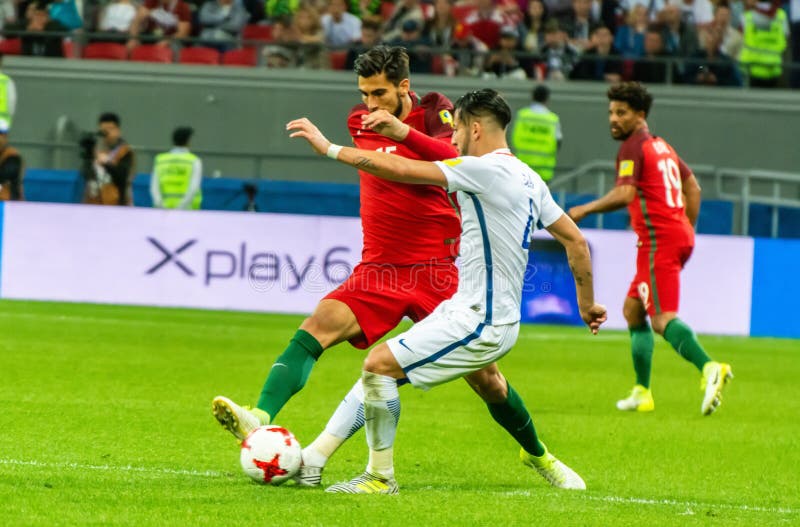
[451,5,475,22]
[222,47,258,66]
[695,200,733,235]
[130,44,174,63]
[82,42,128,60]
[0,38,22,55]
[62,39,74,58]
[178,47,221,65]
[329,50,347,70]
[380,1,394,20]
[242,24,274,43]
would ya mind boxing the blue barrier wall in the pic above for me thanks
[750,238,800,338]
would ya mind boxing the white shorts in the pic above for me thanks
[387,300,520,391]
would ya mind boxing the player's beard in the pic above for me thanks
[392,94,403,118]
[611,126,632,141]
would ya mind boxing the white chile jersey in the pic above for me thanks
[435,148,564,325]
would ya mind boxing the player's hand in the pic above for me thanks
[361,110,410,141]
[286,118,332,156]
[567,205,587,223]
[580,304,607,335]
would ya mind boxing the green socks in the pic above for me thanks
[487,382,545,457]
[256,329,324,419]
[630,323,655,389]
[663,318,711,372]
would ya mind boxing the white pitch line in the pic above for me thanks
[3,458,797,515]
[0,458,227,478]
[499,490,798,515]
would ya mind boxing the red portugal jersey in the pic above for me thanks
[615,128,694,248]
[349,91,461,264]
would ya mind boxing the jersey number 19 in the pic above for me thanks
[657,158,683,209]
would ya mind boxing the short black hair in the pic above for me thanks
[172,126,194,146]
[353,45,409,85]
[454,89,512,129]
[607,82,654,117]
[98,112,120,126]
[532,84,549,103]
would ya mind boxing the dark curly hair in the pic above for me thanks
[607,82,654,117]
[353,46,410,85]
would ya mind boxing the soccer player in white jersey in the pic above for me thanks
[287,89,607,494]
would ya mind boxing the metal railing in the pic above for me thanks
[715,168,800,237]
[552,160,800,237]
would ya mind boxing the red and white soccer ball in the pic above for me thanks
[240,425,302,485]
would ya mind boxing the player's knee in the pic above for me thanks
[651,314,674,335]
[468,371,507,403]
[623,304,645,327]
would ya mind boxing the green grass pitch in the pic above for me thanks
[1,299,798,526]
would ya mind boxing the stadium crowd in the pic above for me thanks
[0,0,796,86]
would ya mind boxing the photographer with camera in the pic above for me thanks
[80,112,135,206]
[150,126,202,210]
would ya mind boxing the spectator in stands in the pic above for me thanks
[240,0,265,22]
[97,0,139,41]
[448,22,489,76]
[483,24,528,78]
[684,24,742,86]
[290,4,326,68]
[614,4,648,57]
[198,0,249,49]
[383,0,432,42]
[151,126,203,210]
[0,0,16,34]
[48,0,82,30]
[344,16,382,69]
[678,0,713,28]
[705,2,742,60]
[522,0,549,55]
[128,0,192,49]
[543,0,573,18]
[536,19,580,80]
[20,1,67,57]
[559,0,600,51]
[388,19,433,73]
[497,0,526,31]
[570,24,622,81]
[263,16,296,67]
[739,0,788,88]
[0,123,23,201]
[658,3,699,57]
[265,0,299,19]
[423,0,457,48]
[83,112,135,206]
[622,0,664,22]
[322,0,362,48]
[632,23,679,83]
[464,0,507,48]
[0,53,16,133]
[791,0,800,87]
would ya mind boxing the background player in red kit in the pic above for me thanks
[214,48,560,488]
[568,82,732,416]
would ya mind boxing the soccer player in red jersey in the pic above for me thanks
[568,82,733,416]
[214,47,560,487]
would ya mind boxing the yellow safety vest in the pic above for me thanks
[511,107,559,182]
[154,151,201,210]
[0,74,12,131]
[740,9,787,80]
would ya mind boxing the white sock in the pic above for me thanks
[303,378,366,468]
[362,371,400,479]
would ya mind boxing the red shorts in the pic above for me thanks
[324,260,459,349]
[627,244,693,316]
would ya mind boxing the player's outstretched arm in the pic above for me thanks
[682,173,701,227]
[287,117,447,187]
[567,185,636,223]
[361,110,458,161]
[546,214,607,334]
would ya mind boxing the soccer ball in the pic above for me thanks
[240,425,302,485]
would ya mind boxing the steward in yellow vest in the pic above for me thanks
[740,8,788,88]
[0,56,17,133]
[151,127,203,210]
[511,85,562,182]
